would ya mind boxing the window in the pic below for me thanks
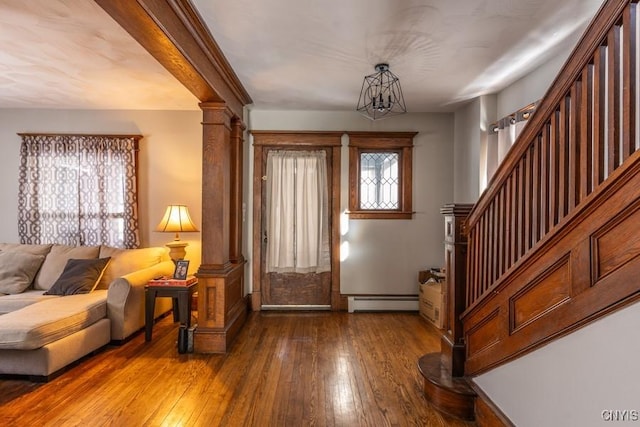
[482,103,536,191]
[347,132,416,219]
[18,133,141,248]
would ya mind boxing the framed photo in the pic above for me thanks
[173,260,190,280]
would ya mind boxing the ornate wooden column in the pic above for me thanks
[195,102,247,353]
[418,203,475,420]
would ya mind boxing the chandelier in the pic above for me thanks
[356,63,407,120]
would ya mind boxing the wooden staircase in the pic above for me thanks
[420,0,640,423]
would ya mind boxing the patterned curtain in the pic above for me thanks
[18,134,140,248]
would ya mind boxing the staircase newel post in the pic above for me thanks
[440,203,474,377]
[417,203,476,421]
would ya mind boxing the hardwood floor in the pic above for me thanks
[0,311,475,426]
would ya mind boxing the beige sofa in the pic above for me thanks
[0,243,175,381]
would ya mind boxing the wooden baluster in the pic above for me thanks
[510,172,518,266]
[594,46,607,185]
[608,25,621,173]
[580,65,594,201]
[492,198,498,284]
[559,97,570,219]
[468,227,476,307]
[540,126,550,237]
[507,179,512,272]
[569,81,582,210]
[524,149,532,250]
[623,2,637,160]
[472,225,479,305]
[532,137,541,244]
[550,110,560,227]
[475,213,489,299]
[487,202,494,288]
[483,209,489,293]
[497,186,505,278]
[518,160,526,257]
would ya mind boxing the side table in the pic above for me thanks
[145,281,198,353]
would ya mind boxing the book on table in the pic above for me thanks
[148,275,197,286]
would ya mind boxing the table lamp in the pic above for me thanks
[155,204,199,262]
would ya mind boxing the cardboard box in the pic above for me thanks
[419,280,443,329]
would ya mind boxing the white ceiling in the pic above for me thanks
[0,0,197,110]
[0,0,605,112]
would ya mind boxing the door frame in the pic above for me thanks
[251,131,343,311]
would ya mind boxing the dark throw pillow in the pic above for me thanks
[44,257,111,296]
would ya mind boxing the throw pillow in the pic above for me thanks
[0,251,46,294]
[44,257,111,296]
[33,245,100,291]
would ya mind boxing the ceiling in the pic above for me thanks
[0,0,605,113]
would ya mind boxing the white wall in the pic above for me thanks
[246,110,454,295]
[475,300,640,427]
[453,95,498,203]
[0,108,203,274]
[496,52,569,118]
[453,98,481,203]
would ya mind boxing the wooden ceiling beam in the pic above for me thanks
[95,0,252,117]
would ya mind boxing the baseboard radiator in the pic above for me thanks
[347,295,419,313]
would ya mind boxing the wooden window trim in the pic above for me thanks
[347,132,417,219]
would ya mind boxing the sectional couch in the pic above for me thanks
[0,243,175,381]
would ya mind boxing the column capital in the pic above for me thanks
[200,102,234,128]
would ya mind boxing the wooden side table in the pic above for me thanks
[145,281,198,353]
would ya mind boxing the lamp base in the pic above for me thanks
[166,241,189,263]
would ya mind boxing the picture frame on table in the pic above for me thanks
[173,260,189,280]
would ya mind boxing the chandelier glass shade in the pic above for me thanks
[357,63,407,120]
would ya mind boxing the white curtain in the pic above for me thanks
[484,108,534,189]
[266,150,330,274]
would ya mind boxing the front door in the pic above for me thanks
[260,147,333,309]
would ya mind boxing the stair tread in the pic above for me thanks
[418,353,476,396]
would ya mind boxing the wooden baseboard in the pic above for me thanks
[339,294,348,311]
[469,380,514,427]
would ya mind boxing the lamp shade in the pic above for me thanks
[155,205,198,238]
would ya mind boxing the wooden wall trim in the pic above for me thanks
[470,381,515,427]
[347,131,418,147]
[170,0,252,110]
[17,133,143,139]
[251,131,344,146]
[94,0,251,117]
[251,136,342,311]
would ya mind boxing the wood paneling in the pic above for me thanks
[592,198,640,282]
[510,256,571,332]
[466,309,500,358]
[463,147,640,375]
